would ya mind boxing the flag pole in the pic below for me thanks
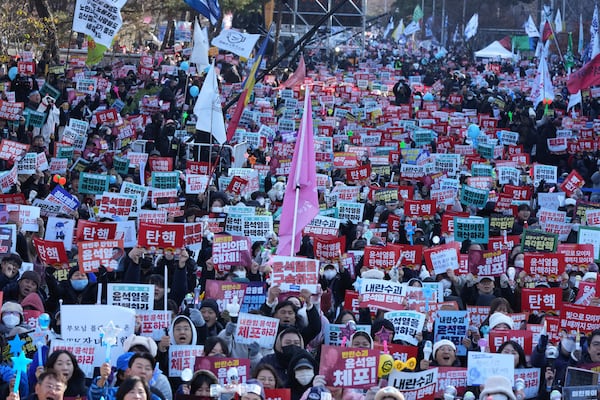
[289,85,311,256]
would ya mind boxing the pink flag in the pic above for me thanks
[276,87,319,257]
[277,56,306,89]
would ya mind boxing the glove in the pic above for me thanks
[248,342,260,357]
[188,308,205,327]
[225,322,236,336]
[537,334,548,352]
[500,274,509,289]
[0,365,15,383]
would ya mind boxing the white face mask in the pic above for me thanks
[323,270,337,280]
[211,206,224,213]
[2,314,19,328]
[295,370,314,386]
[514,260,524,268]
[572,223,580,232]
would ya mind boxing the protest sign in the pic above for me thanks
[488,330,533,353]
[264,389,291,400]
[121,181,149,205]
[17,153,37,175]
[234,312,279,349]
[363,245,400,270]
[435,368,467,399]
[578,226,600,261]
[61,304,135,367]
[242,215,273,241]
[423,242,461,275]
[270,256,320,293]
[49,340,96,378]
[107,283,154,310]
[212,235,252,268]
[384,310,426,345]
[138,222,185,252]
[523,253,565,279]
[521,229,558,252]
[434,310,468,356]
[79,172,110,195]
[466,352,514,386]
[44,217,75,251]
[575,281,597,305]
[76,220,117,241]
[460,185,489,208]
[319,345,378,388]
[77,239,124,272]
[467,249,508,276]
[304,215,341,237]
[137,310,171,341]
[561,170,585,197]
[467,306,491,328]
[240,282,266,313]
[151,171,179,189]
[17,205,40,232]
[313,236,345,260]
[194,357,251,385]
[97,192,138,219]
[521,287,563,312]
[33,238,68,267]
[0,140,29,162]
[325,324,371,346]
[185,174,210,194]
[336,201,365,224]
[168,345,205,377]
[514,368,541,399]
[388,368,438,400]
[453,217,489,244]
[0,100,24,121]
[205,280,248,312]
[560,303,600,334]
[359,279,405,311]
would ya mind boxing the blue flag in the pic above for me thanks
[184,0,221,26]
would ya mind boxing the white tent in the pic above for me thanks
[474,41,514,59]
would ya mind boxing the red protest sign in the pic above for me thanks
[333,152,359,168]
[204,280,248,312]
[560,170,585,197]
[319,345,378,388]
[0,100,24,121]
[186,161,210,175]
[138,222,185,250]
[313,236,346,260]
[390,244,422,269]
[17,61,35,76]
[0,193,26,205]
[76,220,118,241]
[363,245,401,271]
[0,139,29,162]
[441,211,470,234]
[194,357,251,385]
[489,330,533,353]
[504,185,532,201]
[436,368,467,399]
[149,157,174,172]
[575,281,597,306]
[95,109,118,124]
[226,176,248,196]
[77,240,124,272]
[33,238,68,267]
[265,389,290,400]
[560,303,600,334]
[557,244,595,271]
[521,287,563,312]
[346,164,371,182]
[212,234,252,270]
[523,253,565,279]
[468,249,508,276]
[488,235,521,252]
[404,200,437,218]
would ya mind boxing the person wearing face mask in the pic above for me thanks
[286,351,324,400]
[0,302,27,337]
[531,331,577,389]
[258,327,305,386]
[319,264,353,321]
[45,265,106,315]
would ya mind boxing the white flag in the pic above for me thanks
[211,29,260,59]
[524,15,540,38]
[464,13,479,40]
[189,18,209,70]
[530,46,554,109]
[554,10,563,33]
[392,19,404,41]
[384,16,394,38]
[403,21,420,36]
[194,63,226,144]
[72,0,127,48]
[568,91,582,111]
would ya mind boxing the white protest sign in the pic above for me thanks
[384,310,426,345]
[168,345,205,377]
[234,312,280,349]
[107,283,154,310]
[466,352,514,386]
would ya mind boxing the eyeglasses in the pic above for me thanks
[42,383,64,392]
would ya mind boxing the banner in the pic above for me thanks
[270,256,320,293]
[77,239,124,272]
[234,312,279,349]
[168,345,204,377]
[107,283,154,310]
[384,310,426,345]
[319,345,378,389]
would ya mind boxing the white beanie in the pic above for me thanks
[582,272,597,282]
[433,339,456,357]
[489,312,514,330]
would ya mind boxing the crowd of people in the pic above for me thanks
[0,27,599,400]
